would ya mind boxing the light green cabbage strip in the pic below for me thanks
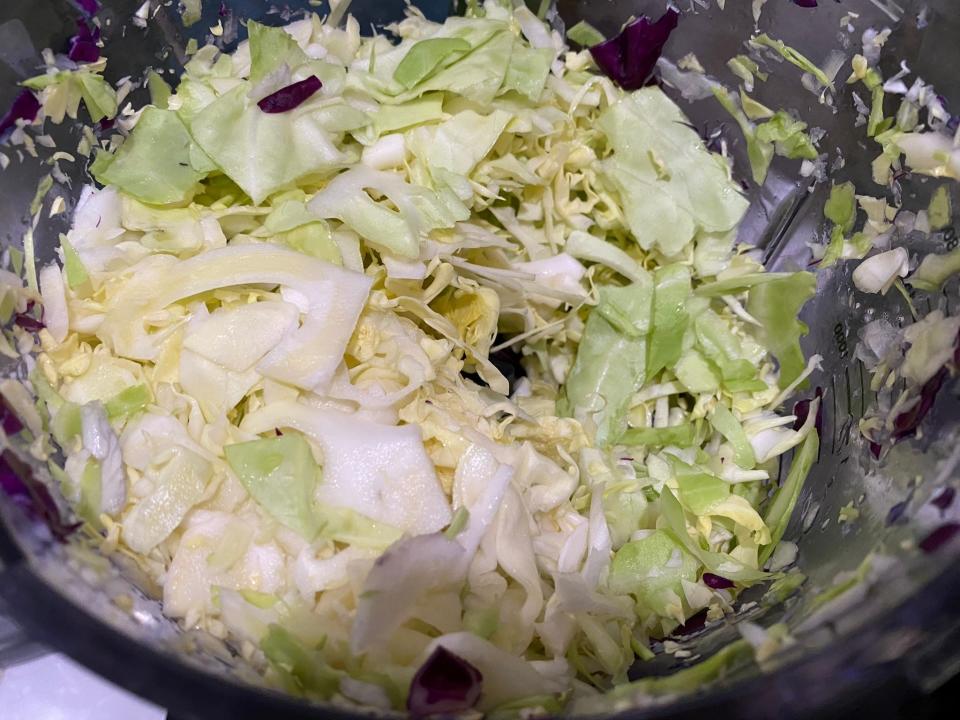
[710,404,756,468]
[122,447,211,552]
[92,108,210,205]
[712,86,773,185]
[260,624,342,698]
[727,55,767,90]
[646,264,691,381]
[620,423,698,448]
[713,93,817,185]
[187,83,349,204]
[819,181,858,269]
[558,279,652,446]
[660,488,768,582]
[746,272,816,389]
[564,231,646,283]
[824,181,857,234]
[307,166,469,259]
[612,636,753,697]
[608,530,698,619]
[759,429,819,565]
[413,108,512,177]
[674,349,720,394]
[694,272,793,297]
[443,507,470,539]
[371,94,444,134]
[30,175,53,216]
[693,309,759,389]
[909,248,960,292]
[394,38,471,89]
[819,226,846,269]
[928,185,953,230]
[23,69,118,124]
[104,384,150,421]
[567,20,605,47]
[97,244,372,391]
[225,434,323,539]
[146,71,172,109]
[867,86,888,137]
[225,433,402,548]
[599,87,749,257]
[755,111,818,161]
[346,20,513,105]
[749,34,833,88]
[677,472,730,515]
[501,45,554,102]
[739,89,774,121]
[248,21,308,83]
[181,0,203,27]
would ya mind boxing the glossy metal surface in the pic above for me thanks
[1,2,958,718]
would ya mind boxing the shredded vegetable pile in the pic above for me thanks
[25,0,960,715]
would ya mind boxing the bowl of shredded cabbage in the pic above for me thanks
[1,0,959,718]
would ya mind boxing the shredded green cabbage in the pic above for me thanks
[14,2,829,713]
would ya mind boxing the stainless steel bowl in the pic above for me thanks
[1,1,959,718]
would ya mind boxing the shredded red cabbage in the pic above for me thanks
[0,90,41,140]
[14,312,44,332]
[589,8,679,91]
[670,608,708,637]
[257,76,322,114]
[75,0,100,15]
[0,450,80,542]
[919,522,960,554]
[1,398,24,435]
[931,486,956,512]
[892,366,948,441]
[68,19,101,64]
[702,572,735,590]
[792,0,818,7]
[793,386,824,433]
[937,95,960,134]
[885,498,910,526]
[407,646,482,716]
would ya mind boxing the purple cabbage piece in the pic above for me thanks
[934,94,960,133]
[0,90,41,139]
[919,523,960,554]
[885,499,910,526]
[892,367,948,441]
[1,398,24,435]
[14,312,44,332]
[68,19,101,64]
[75,0,100,15]
[702,572,735,590]
[0,450,80,542]
[407,646,482,716]
[219,2,230,17]
[257,76,322,114]
[792,0,818,7]
[793,386,824,433]
[891,329,960,442]
[589,8,679,91]
[931,487,956,512]
[670,608,708,637]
